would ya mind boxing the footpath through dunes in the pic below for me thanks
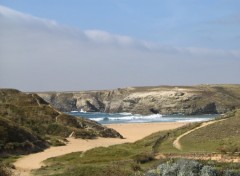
[155,111,240,163]
[173,119,226,150]
[13,122,187,176]
[14,137,127,176]
[154,117,240,163]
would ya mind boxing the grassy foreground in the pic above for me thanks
[34,110,240,176]
[33,123,201,175]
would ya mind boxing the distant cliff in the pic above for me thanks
[37,84,240,115]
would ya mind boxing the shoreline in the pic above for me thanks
[14,121,188,176]
[105,122,188,142]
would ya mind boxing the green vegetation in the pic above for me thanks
[195,84,240,113]
[153,123,201,154]
[1,87,240,175]
[0,162,14,176]
[147,159,240,176]
[0,89,122,155]
[0,116,47,155]
[34,148,143,175]
[34,110,240,175]
[33,123,202,175]
[181,110,240,153]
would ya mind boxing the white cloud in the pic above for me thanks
[0,5,58,27]
[84,30,133,44]
[0,5,239,91]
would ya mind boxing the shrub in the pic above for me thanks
[48,138,65,146]
[201,165,218,176]
[102,162,132,176]
[130,163,142,172]
[146,159,240,176]
[157,162,178,176]
[0,163,13,176]
[156,159,203,176]
[133,152,155,164]
[224,170,240,176]
[146,170,159,176]
[75,129,97,139]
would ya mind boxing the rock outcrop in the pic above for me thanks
[37,85,240,115]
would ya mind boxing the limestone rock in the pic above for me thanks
[37,85,240,115]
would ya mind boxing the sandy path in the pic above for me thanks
[14,122,187,176]
[165,153,240,163]
[13,138,128,176]
[173,119,225,150]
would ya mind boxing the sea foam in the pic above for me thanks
[68,111,217,124]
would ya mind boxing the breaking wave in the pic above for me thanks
[68,111,217,124]
[90,114,163,122]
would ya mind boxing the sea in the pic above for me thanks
[68,110,219,124]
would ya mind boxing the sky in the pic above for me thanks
[0,0,240,91]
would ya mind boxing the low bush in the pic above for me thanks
[0,162,13,176]
[133,152,155,164]
[146,159,240,176]
[75,129,97,139]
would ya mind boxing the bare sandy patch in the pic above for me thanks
[106,122,187,142]
[14,122,187,176]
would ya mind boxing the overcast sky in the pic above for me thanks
[0,1,240,91]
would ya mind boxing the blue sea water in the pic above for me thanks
[68,111,218,124]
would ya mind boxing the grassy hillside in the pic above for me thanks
[180,110,240,153]
[0,117,48,155]
[1,87,239,175]
[0,89,122,155]
[34,110,240,175]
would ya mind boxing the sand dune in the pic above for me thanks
[14,122,187,176]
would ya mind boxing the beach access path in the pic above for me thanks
[173,119,226,150]
[14,122,187,176]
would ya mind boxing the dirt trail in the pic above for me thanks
[155,153,240,163]
[173,119,226,150]
[155,118,239,163]
[14,137,128,176]
[13,122,186,176]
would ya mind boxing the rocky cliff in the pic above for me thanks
[37,85,240,115]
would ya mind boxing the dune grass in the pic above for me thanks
[33,110,240,176]
[33,123,202,176]
[34,141,153,175]
[0,89,122,156]
[180,110,240,153]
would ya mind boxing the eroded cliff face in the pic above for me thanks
[37,85,240,115]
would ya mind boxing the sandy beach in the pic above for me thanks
[106,122,187,142]
[14,122,187,176]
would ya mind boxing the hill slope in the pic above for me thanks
[180,110,240,153]
[34,110,240,176]
[37,84,240,115]
[0,89,122,155]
